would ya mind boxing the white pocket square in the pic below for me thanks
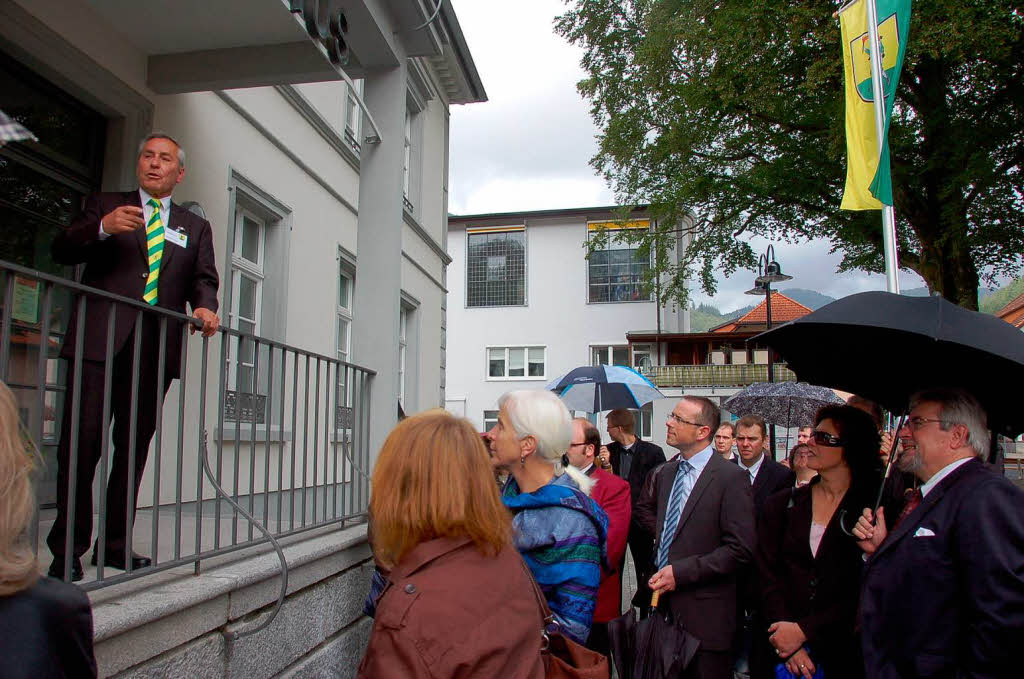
[914,527,936,537]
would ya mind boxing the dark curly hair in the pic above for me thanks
[814,404,882,488]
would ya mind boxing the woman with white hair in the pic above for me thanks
[485,389,608,645]
[0,380,96,678]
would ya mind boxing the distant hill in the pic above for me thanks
[902,286,930,297]
[980,278,1024,315]
[688,288,836,331]
[780,288,836,310]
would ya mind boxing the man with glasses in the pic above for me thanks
[568,418,631,657]
[599,408,665,615]
[635,397,755,678]
[853,388,1024,678]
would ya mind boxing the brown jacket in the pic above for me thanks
[357,537,546,679]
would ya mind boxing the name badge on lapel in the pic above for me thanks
[165,228,188,248]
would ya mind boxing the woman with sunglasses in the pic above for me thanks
[753,405,882,679]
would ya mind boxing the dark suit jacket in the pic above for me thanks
[0,576,97,678]
[585,465,632,622]
[756,479,872,679]
[635,450,755,651]
[748,456,795,514]
[53,190,220,377]
[608,438,665,511]
[861,458,1024,678]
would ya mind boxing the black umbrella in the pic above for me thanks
[724,382,844,429]
[756,291,1024,437]
[607,593,700,679]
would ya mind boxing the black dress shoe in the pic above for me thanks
[48,557,84,582]
[91,550,151,570]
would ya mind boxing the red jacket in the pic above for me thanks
[358,537,545,679]
[587,466,632,622]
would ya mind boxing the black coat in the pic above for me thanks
[755,479,871,679]
[860,458,1024,678]
[0,577,96,678]
[53,191,220,377]
[635,452,755,652]
[607,438,665,512]
[750,456,795,514]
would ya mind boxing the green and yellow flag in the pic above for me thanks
[840,0,911,210]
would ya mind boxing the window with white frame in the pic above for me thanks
[466,227,526,307]
[398,306,408,408]
[591,345,629,367]
[336,255,354,407]
[483,410,499,432]
[402,109,412,208]
[587,220,652,303]
[344,79,362,152]
[488,346,545,379]
[229,208,265,396]
[632,343,653,373]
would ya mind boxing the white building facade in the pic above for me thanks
[1,1,484,674]
[446,206,691,450]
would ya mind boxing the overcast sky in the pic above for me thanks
[447,0,930,313]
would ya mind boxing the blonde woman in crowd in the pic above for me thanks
[0,380,96,678]
[358,410,546,679]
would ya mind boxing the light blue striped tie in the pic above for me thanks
[656,459,693,570]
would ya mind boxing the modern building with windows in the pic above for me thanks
[1,0,483,674]
[445,206,692,449]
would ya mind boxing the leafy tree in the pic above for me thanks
[556,0,1023,310]
[980,277,1024,315]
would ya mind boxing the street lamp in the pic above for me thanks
[744,244,792,458]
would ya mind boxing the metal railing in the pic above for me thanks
[645,363,796,388]
[0,260,375,591]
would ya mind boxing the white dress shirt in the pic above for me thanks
[99,189,171,239]
[739,452,765,485]
[920,457,973,497]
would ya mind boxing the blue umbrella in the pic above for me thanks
[546,365,665,413]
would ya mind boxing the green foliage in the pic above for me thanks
[556,0,1024,310]
[980,278,1024,315]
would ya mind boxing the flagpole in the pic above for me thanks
[864,0,901,294]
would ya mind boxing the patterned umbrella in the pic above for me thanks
[546,365,665,413]
[0,110,38,147]
[723,381,844,428]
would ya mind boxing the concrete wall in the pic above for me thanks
[93,525,373,678]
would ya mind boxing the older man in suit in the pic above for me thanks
[854,388,1024,678]
[568,418,631,658]
[598,407,665,615]
[47,133,220,581]
[636,396,755,678]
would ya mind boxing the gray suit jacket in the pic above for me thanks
[636,450,755,651]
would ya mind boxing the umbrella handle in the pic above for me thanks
[650,591,660,609]
[873,410,908,514]
[839,409,908,538]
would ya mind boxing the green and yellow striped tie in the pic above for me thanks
[142,198,164,305]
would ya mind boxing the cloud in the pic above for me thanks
[448,0,611,214]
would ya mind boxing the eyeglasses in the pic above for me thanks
[568,442,588,448]
[669,413,706,427]
[812,430,845,447]
[904,416,948,432]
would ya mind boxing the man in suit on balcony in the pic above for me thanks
[47,133,220,581]
[598,407,665,616]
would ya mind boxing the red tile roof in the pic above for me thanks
[711,291,814,333]
[996,292,1024,329]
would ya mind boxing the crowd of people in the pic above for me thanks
[357,389,1023,679]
